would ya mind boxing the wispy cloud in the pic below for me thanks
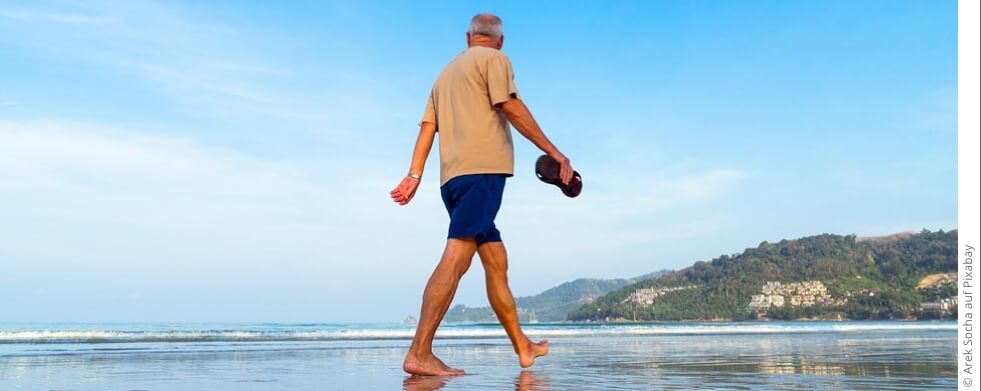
[0,8,108,24]
[0,119,409,268]
[506,165,749,221]
[46,13,111,25]
[0,2,370,131]
[0,117,475,321]
[0,9,29,21]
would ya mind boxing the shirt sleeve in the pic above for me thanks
[419,91,437,129]
[486,54,520,106]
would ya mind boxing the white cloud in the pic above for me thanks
[0,117,463,321]
[0,8,107,24]
[0,2,357,129]
[0,10,29,21]
[0,119,417,268]
[505,166,748,223]
[46,13,110,25]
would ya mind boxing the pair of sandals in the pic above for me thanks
[535,155,582,198]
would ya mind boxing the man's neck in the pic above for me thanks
[468,39,499,50]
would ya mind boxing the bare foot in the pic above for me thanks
[518,338,549,368]
[403,353,466,376]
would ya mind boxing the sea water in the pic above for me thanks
[0,321,957,390]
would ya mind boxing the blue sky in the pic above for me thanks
[0,1,956,323]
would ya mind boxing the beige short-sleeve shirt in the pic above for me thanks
[421,46,519,186]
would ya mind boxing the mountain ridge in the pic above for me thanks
[568,229,957,322]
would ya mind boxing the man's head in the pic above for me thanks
[466,13,504,49]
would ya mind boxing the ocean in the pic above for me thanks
[0,321,957,390]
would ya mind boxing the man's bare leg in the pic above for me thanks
[403,238,478,376]
[477,241,549,368]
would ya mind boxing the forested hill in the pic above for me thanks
[443,270,671,323]
[568,230,957,322]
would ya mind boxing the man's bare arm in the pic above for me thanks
[390,121,437,206]
[498,98,574,184]
[409,121,437,176]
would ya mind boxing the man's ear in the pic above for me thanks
[497,35,505,50]
[466,32,472,47]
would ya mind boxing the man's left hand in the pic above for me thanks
[390,176,421,206]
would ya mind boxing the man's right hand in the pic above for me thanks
[390,176,421,206]
[549,151,574,185]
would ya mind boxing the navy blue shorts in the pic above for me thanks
[440,174,506,245]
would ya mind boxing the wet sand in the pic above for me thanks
[0,328,955,390]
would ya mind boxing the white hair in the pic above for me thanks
[468,13,503,39]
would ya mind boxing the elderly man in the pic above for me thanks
[390,13,574,376]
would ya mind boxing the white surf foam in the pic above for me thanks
[0,322,955,344]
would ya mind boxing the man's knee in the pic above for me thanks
[432,257,472,285]
[444,237,478,277]
[482,258,507,276]
[478,242,508,275]
[454,256,474,277]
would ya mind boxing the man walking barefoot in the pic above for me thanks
[390,13,574,376]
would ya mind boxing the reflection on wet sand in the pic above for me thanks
[403,375,449,391]
[515,370,550,391]
[402,370,551,391]
[659,352,955,378]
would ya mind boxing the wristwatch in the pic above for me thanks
[407,173,422,180]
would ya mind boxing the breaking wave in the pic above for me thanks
[0,321,955,344]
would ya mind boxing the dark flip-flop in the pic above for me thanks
[535,155,582,198]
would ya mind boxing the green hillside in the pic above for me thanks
[444,270,672,323]
[568,230,957,322]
